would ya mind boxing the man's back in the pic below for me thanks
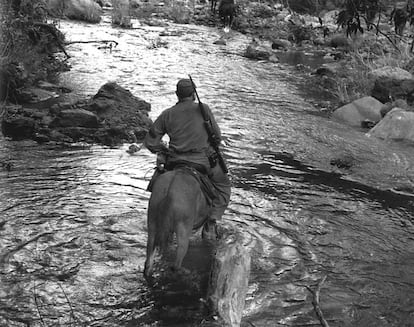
[163,100,209,154]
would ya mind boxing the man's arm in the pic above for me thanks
[144,115,169,153]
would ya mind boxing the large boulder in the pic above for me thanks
[367,108,414,142]
[50,109,99,128]
[380,99,410,118]
[370,67,414,104]
[332,96,383,127]
[88,82,152,140]
[1,83,153,145]
[47,0,102,23]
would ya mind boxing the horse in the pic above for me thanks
[211,0,218,14]
[390,7,409,36]
[218,0,236,29]
[143,166,211,280]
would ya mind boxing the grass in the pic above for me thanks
[330,33,414,106]
[111,0,196,25]
[0,0,69,102]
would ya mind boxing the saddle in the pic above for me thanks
[147,160,218,205]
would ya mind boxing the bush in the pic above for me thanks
[288,0,319,14]
[112,0,132,27]
[0,0,68,102]
[167,1,194,24]
[289,24,315,45]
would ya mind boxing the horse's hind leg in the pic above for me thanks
[144,226,156,280]
[174,222,191,270]
[229,13,234,28]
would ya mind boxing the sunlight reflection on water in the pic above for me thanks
[1,16,414,327]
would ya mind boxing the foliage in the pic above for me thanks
[246,2,276,18]
[336,0,385,36]
[125,0,195,24]
[111,0,132,27]
[288,0,320,15]
[166,0,194,24]
[289,24,315,44]
[333,53,374,104]
[0,0,67,102]
[331,39,414,104]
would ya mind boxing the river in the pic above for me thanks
[1,13,414,327]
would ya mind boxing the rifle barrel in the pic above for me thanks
[188,75,228,173]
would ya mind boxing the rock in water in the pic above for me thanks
[207,231,251,326]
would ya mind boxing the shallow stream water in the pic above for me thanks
[1,14,414,327]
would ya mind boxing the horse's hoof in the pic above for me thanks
[144,266,154,283]
[202,220,218,240]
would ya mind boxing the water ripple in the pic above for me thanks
[1,16,414,327]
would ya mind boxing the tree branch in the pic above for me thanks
[64,40,119,46]
[306,276,330,327]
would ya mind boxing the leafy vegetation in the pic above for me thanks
[0,0,68,103]
[1,0,412,110]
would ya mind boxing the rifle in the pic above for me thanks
[188,75,228,173]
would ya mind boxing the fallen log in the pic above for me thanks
[204,226,252,327]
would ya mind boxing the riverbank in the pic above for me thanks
[2,6,414,327]
[2,0,414,145]
[123,0,414,113]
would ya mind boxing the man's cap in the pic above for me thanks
[176,78,195,98]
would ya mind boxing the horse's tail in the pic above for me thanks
[153,196,174,253]
[149,171,179,253]
[145,173,176,279]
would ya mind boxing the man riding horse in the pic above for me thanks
[144,78,231,239]
[218,0,236,29]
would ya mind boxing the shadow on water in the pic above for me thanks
[135,240,215,327]
[1,15,414,327]
[230,149,414,327]
[235,150,414,211]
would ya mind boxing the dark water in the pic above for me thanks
[1,15,414,327]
